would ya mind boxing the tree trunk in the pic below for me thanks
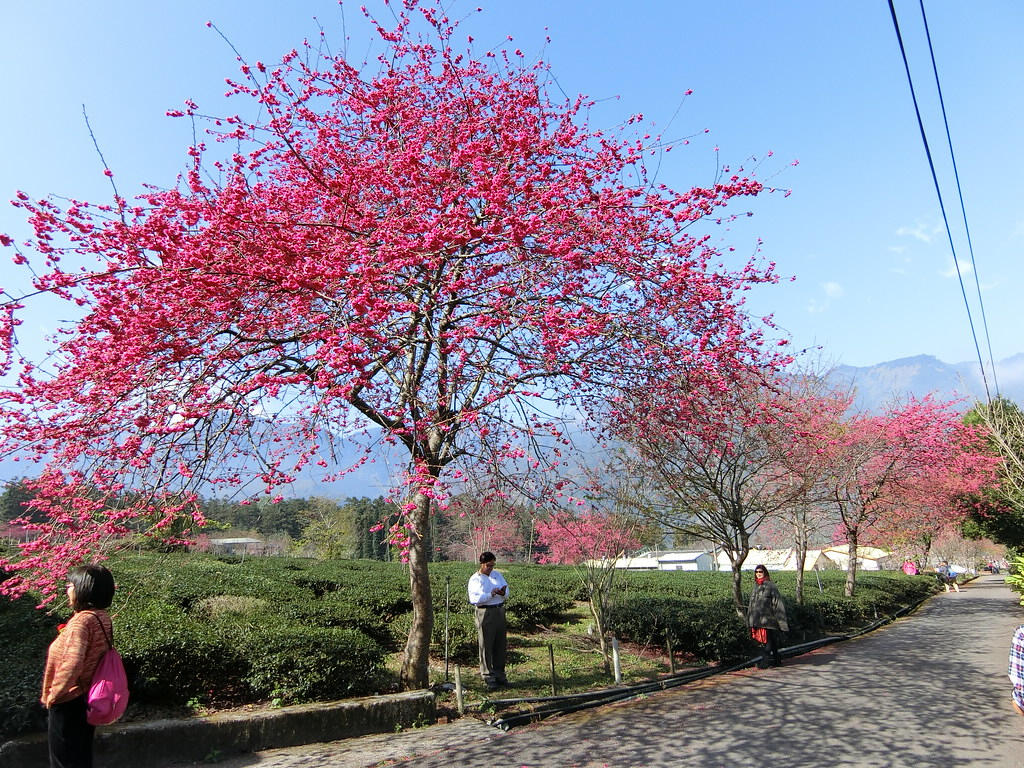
[794,521,808,605]
[731,562,745,616]
[844,529,859,597]
[921,533,933,566]
[588,597,611,676]
[399,490,434,689]
[583,562,614,675]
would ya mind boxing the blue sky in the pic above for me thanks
[1,0,1020,373]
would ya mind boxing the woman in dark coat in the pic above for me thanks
[747,564,788,668]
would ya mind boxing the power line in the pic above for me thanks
[916,0,1000,398]
[886,0,993,403]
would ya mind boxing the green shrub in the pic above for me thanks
[117,601,243,702]
[390,610,479,663]
[279,592,393,648]
[610,596,767,664]
[504,582,573,629]
[242,625,383,702]
[0,592,57,741]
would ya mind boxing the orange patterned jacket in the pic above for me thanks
[41,609,113,707]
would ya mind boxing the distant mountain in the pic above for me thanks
[0,429,402,502]
[827,353,1024,412]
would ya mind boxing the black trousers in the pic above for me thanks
[758,628,782,667]
[48,696,95,768]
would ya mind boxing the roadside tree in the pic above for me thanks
[619,376,807,613]
[822,398,996,596]
[767,380,853,604]
[0,2,781,686]
[535,508,641,675]
[962,398,1024,548]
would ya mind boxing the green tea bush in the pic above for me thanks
[504,582,573,629]
[610,596,751,663]
[117,601,242,702]
[279,592,393,648]
[669,599,751,663]
[390,610,479,663]
[0,591,57,741]
[241,625,384,702]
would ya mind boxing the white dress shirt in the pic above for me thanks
[467,569,509,607]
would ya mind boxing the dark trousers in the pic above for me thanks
[474,603,507,685]
[757,628,783,667]
[48,696,94,768]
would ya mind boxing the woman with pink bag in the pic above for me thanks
[41,564,116,768]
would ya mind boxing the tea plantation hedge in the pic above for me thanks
[1,553,937,742]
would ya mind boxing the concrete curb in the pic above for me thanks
[0,690,436,768]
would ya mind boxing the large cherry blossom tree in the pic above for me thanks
[0,2,782,687]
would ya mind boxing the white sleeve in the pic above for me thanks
[467,574,487,606]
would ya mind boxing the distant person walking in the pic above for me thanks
[467,551,509,691]
[747,565,788,668]
[1011,624,1024,716]
[936,560,961,592]
[42,564,116,768]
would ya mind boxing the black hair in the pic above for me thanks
[479,551,496,564]
[67,564,115,611]
[753,565,770,578]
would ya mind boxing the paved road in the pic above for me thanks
[190,575,1024,768]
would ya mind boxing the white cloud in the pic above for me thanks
[996,358,1024,386]
[806,282,843,314]
[940,258,974,279]
[896,224,932,243]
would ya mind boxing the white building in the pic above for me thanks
[822,545,889,572]
[716,548,840,572]
[612,550,716,572]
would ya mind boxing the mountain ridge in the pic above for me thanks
[827,353,1021,412]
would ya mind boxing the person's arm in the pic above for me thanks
[773,587,789,633]
[42,619,90,707]
[468,574,491,606]
[493,571,508,599]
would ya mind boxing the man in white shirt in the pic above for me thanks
[467,551,509,691]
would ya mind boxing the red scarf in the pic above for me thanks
[755,574,766,585]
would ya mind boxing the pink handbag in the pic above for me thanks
[85,614,130,726]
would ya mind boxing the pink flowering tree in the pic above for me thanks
[535,508,642,674]
[616,373,811,613]
[767,379,854,604]
[438,493,528,562]
[821,398,998,596]
[0,3,782,687]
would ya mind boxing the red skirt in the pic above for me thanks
[750,627,768,644]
